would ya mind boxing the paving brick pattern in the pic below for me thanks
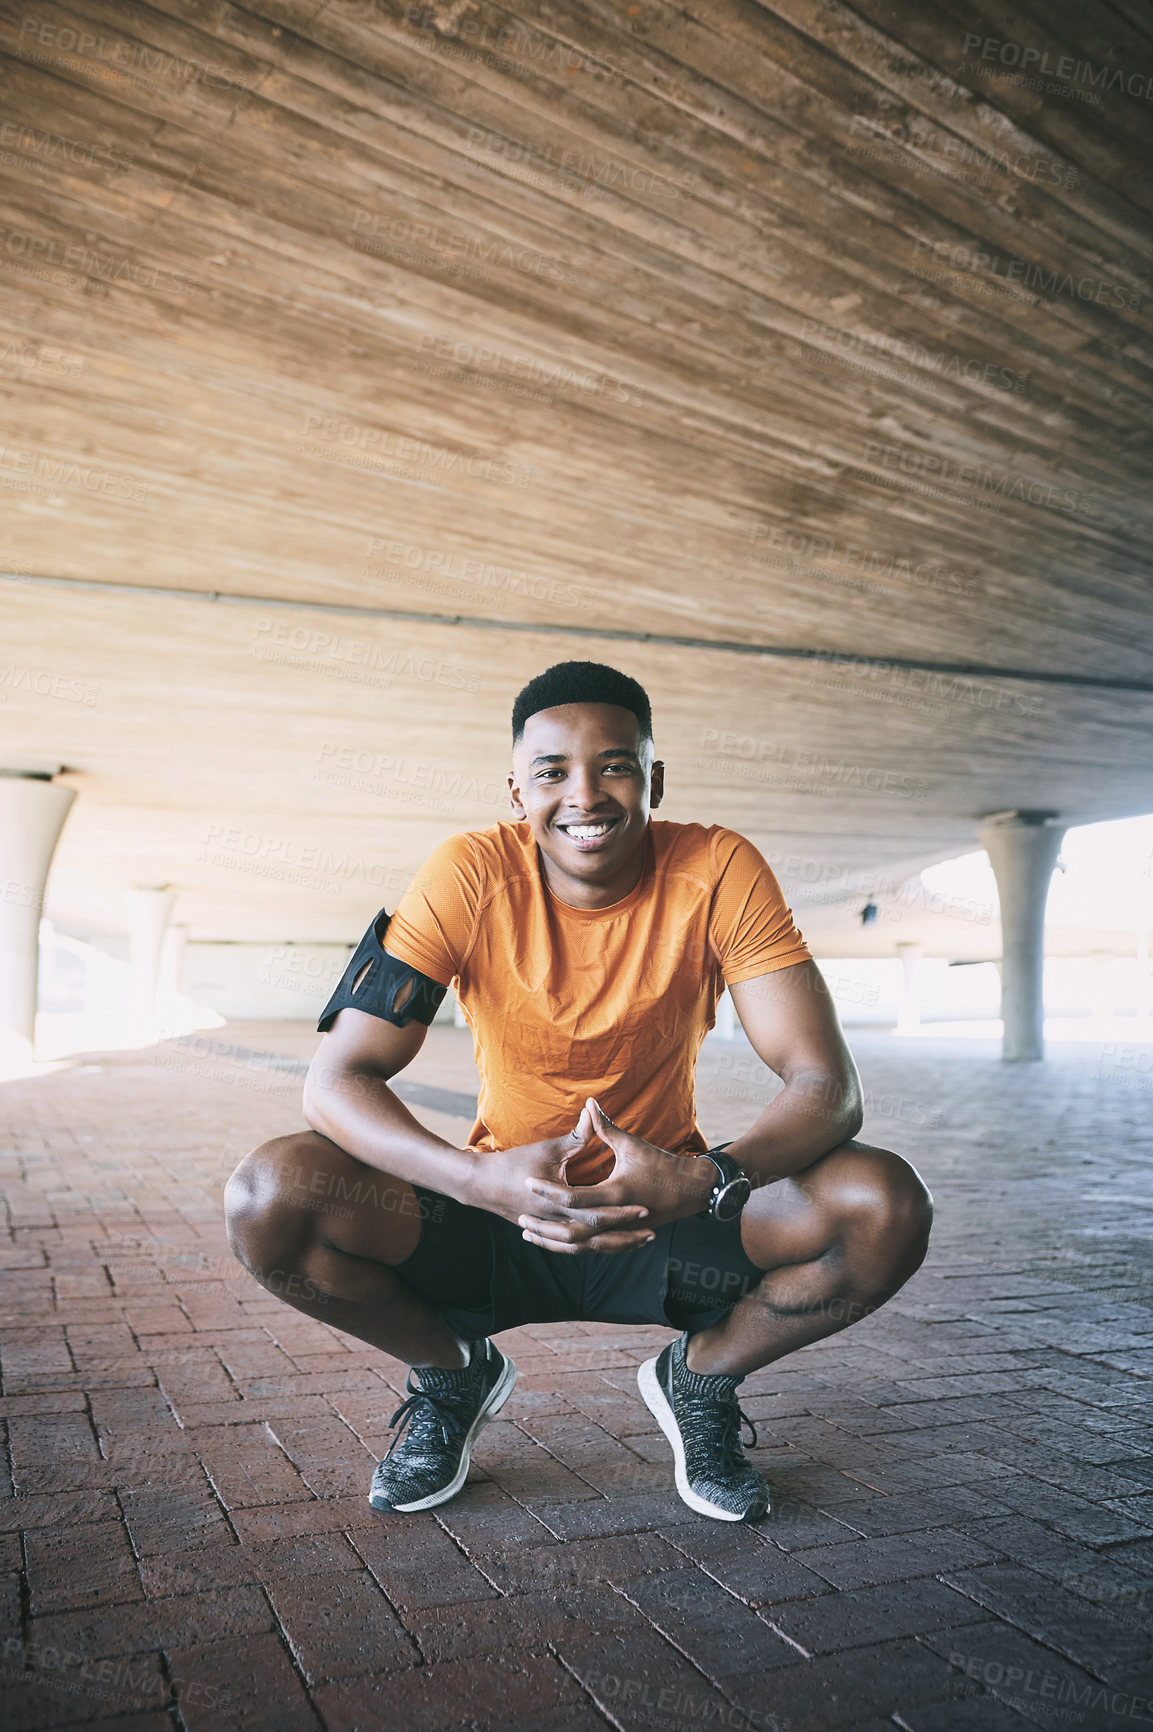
[0,1025,1151,1730]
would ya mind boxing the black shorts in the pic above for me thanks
[394,1185,766,1340]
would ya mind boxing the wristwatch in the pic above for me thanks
[697,1143,752,1223]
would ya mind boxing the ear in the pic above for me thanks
[507,770,526,819]
[649,758,666,809]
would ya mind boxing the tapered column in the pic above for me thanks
[124,887,175,1047]
[895,941,923,1035]
[979,813,1066,1062]
[0,772,77,1070]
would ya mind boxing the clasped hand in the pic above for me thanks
[485,1098,710,1256]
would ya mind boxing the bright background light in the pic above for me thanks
[923,812,1153,932]
[26,813,1153,1067]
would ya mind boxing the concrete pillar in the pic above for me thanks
[157,923,188,1039]
[0,772,76,1071]
[895,941,923,1035]
[123,886,175,1047]
[979,813,1066,1062]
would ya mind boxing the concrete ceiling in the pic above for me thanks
[1,0,1152,947]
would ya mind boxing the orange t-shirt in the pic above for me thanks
[385,819,811,1183]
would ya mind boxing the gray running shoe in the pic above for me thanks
[638,1332,769,1522]
[370,1339,516,1513]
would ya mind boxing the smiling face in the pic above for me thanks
[508,702,665,907]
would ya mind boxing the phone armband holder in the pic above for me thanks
[317,911,448,1032]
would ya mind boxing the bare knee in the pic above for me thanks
[224,1131,319,1280]
[818,1143,933,1289]
[224,1129,423,1286]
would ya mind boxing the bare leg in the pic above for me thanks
[686,1141,933,1379]
[224,1130,477,1368]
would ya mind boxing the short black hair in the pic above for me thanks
[511,660,653,745]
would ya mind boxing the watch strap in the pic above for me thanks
[697,1143,744,1217]
[700,1143,739,1187]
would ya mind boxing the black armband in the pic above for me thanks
[317,911,448,1032]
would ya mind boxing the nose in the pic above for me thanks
[561,764,601,809]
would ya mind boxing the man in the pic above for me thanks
[226,661,932,1523]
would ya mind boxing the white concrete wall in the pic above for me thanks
[179,941,459,1022]
[180,942,352,1020]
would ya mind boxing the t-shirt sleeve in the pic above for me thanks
[708,829,812,984]
[383,831,485,987]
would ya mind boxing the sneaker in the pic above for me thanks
[369,1339,516,1513]
[638,1333,769,1523]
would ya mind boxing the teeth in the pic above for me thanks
[564,822,613,839]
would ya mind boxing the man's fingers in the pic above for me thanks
[585,1231,654,1255]
[526,1179,581,1210]
[518,1215,586,1244]
[588,1097,619,1137]
[567,1104,594,1146]
[519,1210,654,1243]
[521,1202,649,1233]
[519,1223,655,1255]
[529,1179,643,1216]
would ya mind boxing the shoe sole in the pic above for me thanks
[637,1354,767,1524]
[370,1351,518,1514]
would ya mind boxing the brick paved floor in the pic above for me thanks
[1,1024,1151,1731]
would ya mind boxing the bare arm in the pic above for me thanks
[726,959,864,1184]
[302,978,653,1247]
[303,1002,480,1203]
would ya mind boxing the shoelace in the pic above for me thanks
[384,1372,462,1459]
[680,1385,759,1473]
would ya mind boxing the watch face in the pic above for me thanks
[713,1177,751,1222]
